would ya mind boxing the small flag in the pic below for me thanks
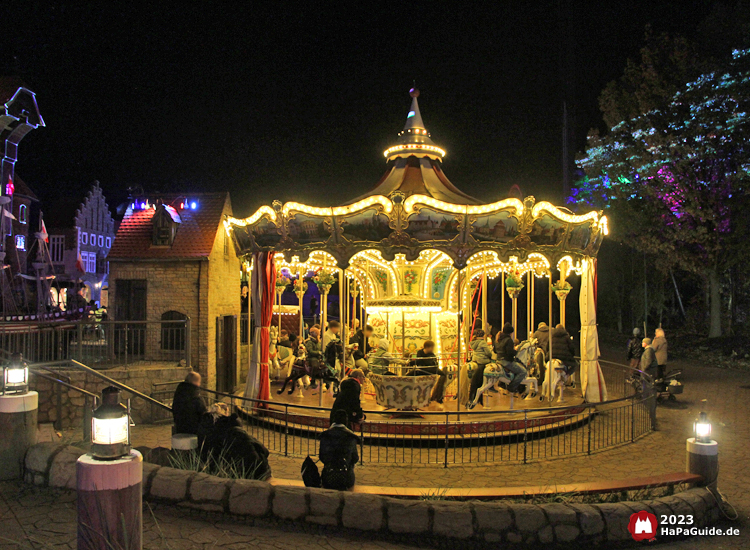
[76,252,85,273]
[40,220,49,243]
[2,208,16,220]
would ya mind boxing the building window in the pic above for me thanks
[98,235,104,247]
[105,237,111,249]
[18,204,27,224]
[161,310,187,351]
[15,235,25,251]
[88,253,97,273]
[50,235,65,263]
[81,232,88,245]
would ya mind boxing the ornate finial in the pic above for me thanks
[409,87,420,98]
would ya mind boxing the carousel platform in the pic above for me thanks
[237,380,590,442]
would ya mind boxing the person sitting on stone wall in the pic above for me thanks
[172,371,207,435]
[319,408,361,490]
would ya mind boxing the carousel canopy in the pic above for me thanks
[227,90,608,270]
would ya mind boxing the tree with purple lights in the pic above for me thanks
[574,48,750,338]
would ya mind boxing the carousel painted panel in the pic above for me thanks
[249,217,282,248]
[470,210,519,243]
[369,373,437,409]
[404,208,461,242]
[285,212,332,245]
[566,223,593,251]
[429,267,452,300]
[369,315,388,340]
[339,208,392,243]
[393,315,432,356]
[529,213,566,246]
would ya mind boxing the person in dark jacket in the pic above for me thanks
[626,328,643,368]
[172,372,207,435]
[351,325,374,370]
[494,324,528,394]
[329,369,365,427]
[319,409,361,490]
[206,413,271,480]
[532,322,550,354]
[550,324,577,378]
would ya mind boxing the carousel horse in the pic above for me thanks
[467,339,539,409]
[268,327,282,380]
[540,359,573,403]
[277,347,312,396]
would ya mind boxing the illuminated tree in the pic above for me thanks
[574,49,750,337]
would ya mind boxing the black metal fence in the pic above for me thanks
[151,360,656,467]
[0,319,190,368]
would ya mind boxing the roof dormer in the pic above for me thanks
[152,203,181,247]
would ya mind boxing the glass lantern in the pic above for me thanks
[2,353,29,395]
[91,386,131,460]
[693,411,712,444]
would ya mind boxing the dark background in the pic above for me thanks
[0,2,713,220]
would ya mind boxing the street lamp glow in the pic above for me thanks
[91,387,131,460]
[693,411,712,443]
[2,353,28,395]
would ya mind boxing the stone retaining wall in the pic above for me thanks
[32,363,191,427]
[24,443,721,547]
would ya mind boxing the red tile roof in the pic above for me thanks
[109,192,230,260]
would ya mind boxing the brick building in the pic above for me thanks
[108,192,241,391]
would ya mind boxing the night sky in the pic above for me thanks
[1,2,714,221]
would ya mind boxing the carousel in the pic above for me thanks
[229,89,608,423]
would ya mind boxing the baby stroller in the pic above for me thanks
[627,368,683,403]
[654,369,683,403]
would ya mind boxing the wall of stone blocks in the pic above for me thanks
[26,443,723,547]
[31,363,191,427]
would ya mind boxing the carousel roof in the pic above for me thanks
[352,89,479,205]
[227,89,608,269]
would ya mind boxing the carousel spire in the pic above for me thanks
[402,87,426,131]
[384,88,445,162]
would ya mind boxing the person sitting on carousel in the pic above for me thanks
[550,324,578,384]
[468,329,496,407]
[494,323,528,396]
[368,339,399,375]
[406,340,447,404]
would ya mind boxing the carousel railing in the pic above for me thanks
[189,360,655,467]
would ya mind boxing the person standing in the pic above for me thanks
[626,328,644,368]
[319,409,361,490]
[640,338,659,379]
[652,328,668,380]
[309,295,319,324]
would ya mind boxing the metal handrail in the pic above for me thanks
[30,371,99,400]
[69,360,172,412]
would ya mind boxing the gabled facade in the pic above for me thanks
[47,182,116,306]
[108,192,241,391]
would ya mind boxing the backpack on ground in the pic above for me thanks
[301,455,321,488]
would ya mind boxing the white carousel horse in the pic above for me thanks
[268,327,282,380]
[540,359,570,403]
[468,339,539,409]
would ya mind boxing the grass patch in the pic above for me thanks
[168,444,270,481]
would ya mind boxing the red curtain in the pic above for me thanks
[256,251,276,406]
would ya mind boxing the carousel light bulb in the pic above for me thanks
[91,386,131,460]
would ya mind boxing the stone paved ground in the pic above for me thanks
[3,345,749,549]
